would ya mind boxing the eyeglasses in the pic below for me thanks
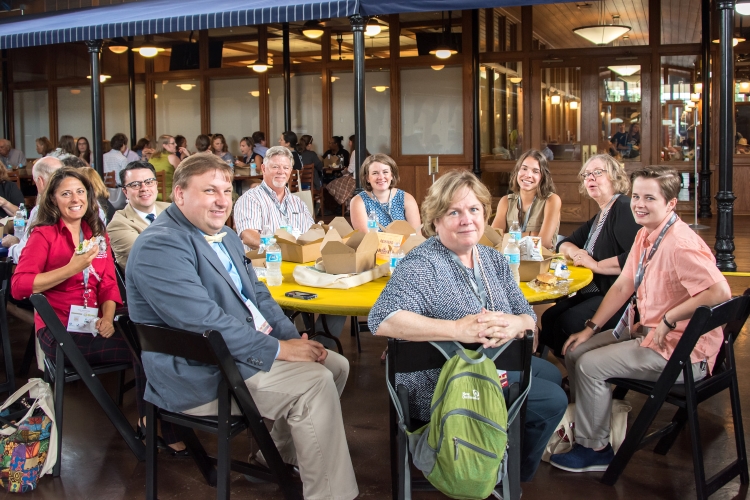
[124,178,157,189]
[579,169,606,181]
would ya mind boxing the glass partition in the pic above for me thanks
[541,65,581,161]
[103,84,147,143]
[13,89,49,160]
[57,86,93,143]
[661,55,700,161]
[480,62,523,159]
[269,74,323,151]
[210,78,260,155]
[401,66,463,155]
[331,71,391,155]
[600,64,642,162]
[154,79,201,144]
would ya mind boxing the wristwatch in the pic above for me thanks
[662,314,677,330]
[584,319,601,334]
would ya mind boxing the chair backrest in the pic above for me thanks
[103,171,117,189]
[154,170,167,200]
[287,170,300,193]
[0,261,14,304]
[291,190,314,219]
[114,262,127,307]
[299,163,314,185]
[657,290,750,384]
[5,171,20,189]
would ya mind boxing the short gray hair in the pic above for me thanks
[32,157,63,183]
[263,145,294,165]
[0,139,9,148]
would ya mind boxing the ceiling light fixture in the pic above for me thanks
[713,14,746,45]
[87,75,112,82]
[737,0,750,15]
[611,117,623,123]
[691,92,701,102]
[70,88,81,95]
[740,80,750,93]
[249,90,260,97]
[570,100,579,109]
[431,65,445,71]
[248,57,272,73]
[302,20,325,39]
[177,84,195,91]
[133,46,165,57]
[695,83,703,93]
[365,18,382,37]
[373,85,389,92]
[573,4,631,45]
[509,76,523,84]
[608,65,639,76]
[550,93,561,105]
[430,11,458,60]
[109,45,128,54]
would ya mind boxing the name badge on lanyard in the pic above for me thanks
[67,228,100,335]
[612,212,677,339]
[244,298,273,335]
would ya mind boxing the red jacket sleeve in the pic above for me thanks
[11,227,52,301]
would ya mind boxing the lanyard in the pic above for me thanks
[79,228,92,308]
[516,195,536,232]
[261,183,289,218]
[448,246,489,309]
[583,194,620,251]
[633,212,678,297]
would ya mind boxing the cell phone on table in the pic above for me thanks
[285,291,318,300]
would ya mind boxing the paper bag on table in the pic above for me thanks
[293,262,390,289]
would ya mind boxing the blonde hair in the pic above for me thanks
[79,167,109,199]
[578,154,630,196]
[421,170,492,237]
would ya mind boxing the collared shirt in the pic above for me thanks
[620,215,727,371]
[132,205,157,225]
[0,148,26,168]
[103,149,129,209]
[234,180,314,250]
[123,148,140,163]
[12,218,121,332]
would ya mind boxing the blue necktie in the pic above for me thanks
[145,213,156,224]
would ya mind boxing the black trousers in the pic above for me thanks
[539,292,628,357]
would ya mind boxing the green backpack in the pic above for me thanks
[388,342,531,500]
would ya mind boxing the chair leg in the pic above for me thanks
[351,317,362,354]
[683,370,709,500]
[728,371,750,484]
[653,408,687,455]
[181,427,217,487]
[18,325,36,377]
[0,298,15,394]
[506,413,522,500]
[145,402,158,500]
[116,369,125,407]
[53,346,65,478]
[612,386,629,400]
[216,382,231,500]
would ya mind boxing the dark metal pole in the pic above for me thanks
[715,0,737,271]
[283,23,291,132]
[472,9,481,178]
[350,14,367,194]
[127,36,137,149]
[86,40,104,175]
[1,50,9,141]
[699,0,713,218]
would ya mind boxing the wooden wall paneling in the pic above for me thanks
[199,30,210,134]
[397,164,416,200]
[462,11,473,164]
[530,60,541,150]
[389,14,401,160]
[48,45,57,145]
[733,166,750,214]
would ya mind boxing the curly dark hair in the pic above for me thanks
[30,167,105,237]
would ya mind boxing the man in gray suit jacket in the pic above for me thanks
[108,160,171,268]
[126,154,358,500]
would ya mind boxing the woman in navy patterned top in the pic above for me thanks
[368,170,566,482]
[350,154,421,232]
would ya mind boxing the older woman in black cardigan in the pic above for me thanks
[539,154,640,357]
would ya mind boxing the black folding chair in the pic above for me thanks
[126,318,302,500]
[387,332,534,500]
[29,294,144,477]
[0,262,15,395]
[603,290,750,499]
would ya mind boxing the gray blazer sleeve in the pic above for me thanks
[129,230,280,372]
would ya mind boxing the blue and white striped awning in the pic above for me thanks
[0,0,358,49]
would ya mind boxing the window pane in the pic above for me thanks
[57,86,93,148]
[269,74,322,151]
[480,62,524,159]
[541,66,581,161]
[154,79,201,145]
[600,65,642,162]
[481,7,522,53]
[533,2,647,49]
[331,71,391,155]
[14,89,49,160]
[210,78,260,155]
[662,0,701,44]
[661,55,700,161]
[401,66,463,155]
[104,84,147,145]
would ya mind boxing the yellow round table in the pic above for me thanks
[268,262,593,315]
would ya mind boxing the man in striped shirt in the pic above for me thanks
[234,146,314,252]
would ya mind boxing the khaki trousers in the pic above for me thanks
[184,351,358,500]
[564,328,706,449]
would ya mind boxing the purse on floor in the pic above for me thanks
[0,379,57,493]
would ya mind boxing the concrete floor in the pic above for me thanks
[3,213,750,499]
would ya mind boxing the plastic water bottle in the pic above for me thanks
[13,203,26,237]
[250,161,257,176]
[265,238,283,287]
[509,221,522,243]
[389,243,404,275]
[227,158,234,169]
[259,224,273,252]
[367,212,379,232]
[503,234,521,284]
